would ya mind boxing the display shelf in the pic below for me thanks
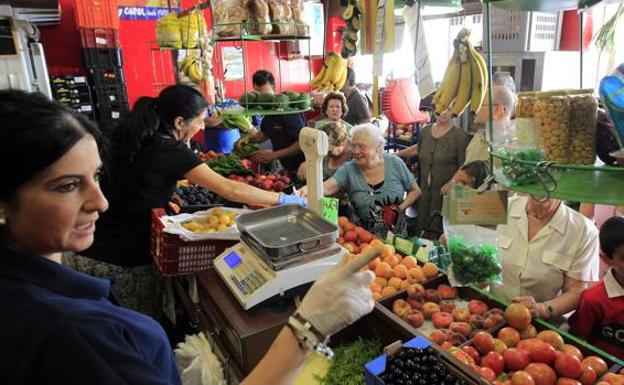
[241,107,312,116]
[213,34,311,43]
[486,0,579,12]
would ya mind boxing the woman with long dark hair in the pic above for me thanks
[72,85,303,319]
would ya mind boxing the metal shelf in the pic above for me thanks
[486,0,578,11]
[241,107,311,116]
[213,34,311,43]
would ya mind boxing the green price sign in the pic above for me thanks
[321,197,339,225]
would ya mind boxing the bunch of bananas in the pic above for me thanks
[432,29,489,117]
[341,0,364,58]
[310,52,347,92]
[179,55,208,84]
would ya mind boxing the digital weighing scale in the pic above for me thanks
[214,128,344,310]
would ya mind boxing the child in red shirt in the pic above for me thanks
[569,216,624,358]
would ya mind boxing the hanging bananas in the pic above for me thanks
[310,52,347,92]
[433,29,489,117]
[179,54,208,84]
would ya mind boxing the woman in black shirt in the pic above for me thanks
[75,85,304,319]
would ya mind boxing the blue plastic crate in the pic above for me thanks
[364,336,431,385]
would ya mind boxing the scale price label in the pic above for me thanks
[321,197,339,224]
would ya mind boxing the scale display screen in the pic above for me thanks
[224,251,242,269]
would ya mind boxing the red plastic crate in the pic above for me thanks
[150,208,237,276]
[75,0,120,29]
[79,28,120,48]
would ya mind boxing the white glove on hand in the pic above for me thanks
[296,246,382,337]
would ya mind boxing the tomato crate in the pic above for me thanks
[75,0,120,29]
[150,208,237,276]
[79,28,120,48]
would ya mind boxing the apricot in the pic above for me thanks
[422,262,439,279]
[401,255,418,269]
[372,292,382,301]
[370,239,384,249]
[375,262,392,279]
[369,283,382,293]
[381,286,397,297]
[374,277,388,288]
[393,264,408,279]
[407,266,426,284]
[368,257,381,270]
[381,244,396,259]
[384,254,400,268]
[388,277,403,290]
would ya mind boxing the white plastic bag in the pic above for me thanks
[175,333,226,385]
[160,207,249,241]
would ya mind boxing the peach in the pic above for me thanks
[438,284,458,299]
[469,314,485,330]
[424,289,442,303]
[368,257,381,270]
[400,279,410,290]
[440,302,456,313]
[498,327,521,348]
[381,244,395,259]
[452,308,471,323]
[422,302,441,319]
[519,324,538,339]
[393,299,412,317]
[450,322,472,337]
[406,283,425,298]
[473,331,496,354]
[429,329,447,345]
[484,314,505,329]
[404,309,424,328]
[468,300,490,315]
[432,311,454,329]
[408,299,423,310]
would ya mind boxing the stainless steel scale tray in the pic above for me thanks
[236,204,338,260]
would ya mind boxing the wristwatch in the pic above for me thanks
[542,303,554,319]
[287,312,334,359]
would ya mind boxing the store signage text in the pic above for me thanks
[118,6,180,20]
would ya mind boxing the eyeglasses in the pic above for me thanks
[349,143,370,151]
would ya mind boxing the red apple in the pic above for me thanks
[525,363,558,385]
[520,324,538,339]
[498,327,521,348]
[473,331,496,354]
[581,357,608,377]
[530,340,557,365]
[512,371,536,385]
[462,345,481,365]
[578,364,597,385]
[562,344,583,361]
[482,351,505,375]
[484,314,505,329]
[469,300,490,315]
[537,330,565,351]
[505,303,533,330]
[494,338,508,353]
[432,311,454,329]
[503,348,531,371]
[554,352,583,379]
[452,308,471,322]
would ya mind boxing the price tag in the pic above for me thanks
[321,197,339,225]
[445,185,508,225]
[384,230,418,256]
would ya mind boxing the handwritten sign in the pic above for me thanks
[321,197,339,225]
[444,185,508,226]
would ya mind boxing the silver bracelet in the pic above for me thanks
[287,313,334,359]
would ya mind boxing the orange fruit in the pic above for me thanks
[407,267,425,284]
[368,257,381,270]
[369,283,382,293]
[372,292,382,301]
[422,262,439,279]
[400,279,410,290]
[388,277,403,290]
[375,277,388,288]
[381,244,396,259]
[401,255,418,269]
[393,264,408,279]
[370,239,384,249]
[381,286,397,297]
[384,254,400,268]
[375,262,392,279]
[338,216,349,228]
